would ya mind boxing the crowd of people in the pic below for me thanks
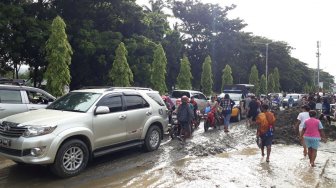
[162,92,335,167]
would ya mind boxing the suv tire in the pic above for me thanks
[51,139,89,178]
[144,125,162,152]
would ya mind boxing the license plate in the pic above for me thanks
[0,138,11,148]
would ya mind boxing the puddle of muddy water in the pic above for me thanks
[0,122,335,188]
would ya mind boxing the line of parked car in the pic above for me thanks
[0,83,265,178]
[0,83,169,177]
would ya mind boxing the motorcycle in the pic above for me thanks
[271,100,280,111]
[204,107,223,132]
[169,112,180,139]
[191,110,201,130]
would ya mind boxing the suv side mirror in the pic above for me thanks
[95,106,110,115]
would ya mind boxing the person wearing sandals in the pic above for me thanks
[295,105,310,157]
[256,104,276,163]
[300,110,327,167]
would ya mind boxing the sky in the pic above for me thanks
[137,0,336,81]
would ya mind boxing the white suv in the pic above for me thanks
[0,87,168,177]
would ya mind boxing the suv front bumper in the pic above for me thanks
[0,134,58,164]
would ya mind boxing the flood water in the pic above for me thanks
[0,121,335,188]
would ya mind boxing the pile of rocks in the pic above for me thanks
[273,107,336,145]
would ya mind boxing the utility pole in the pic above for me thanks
[316,41,321,91]
[265,43,269,94]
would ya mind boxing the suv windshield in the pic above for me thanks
[47,92,101,112]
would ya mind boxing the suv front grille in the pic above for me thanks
[0,121,27,138]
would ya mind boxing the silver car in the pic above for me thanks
[0,87,168,178]
[0,84,56,119]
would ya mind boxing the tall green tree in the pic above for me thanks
[221,64,233,91]
[304,82,310,93]
[249,65,260,95]
[109,42,133,87]
[200,55,213,96]
[45,16,73,97]
[268,73,275,93]
[172,1,246,90]
[177,55,193,90]
[260,74,267,95]
[151,44,167,94]
[273,67,280,92]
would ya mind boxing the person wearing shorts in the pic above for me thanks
[256,104,276,163]
[295,105,310,156]
[300,110,327,167]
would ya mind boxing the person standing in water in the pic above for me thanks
[220,94,235,132]
[256,104,276,162]
[300,110,327,167]
[295,105,311,157]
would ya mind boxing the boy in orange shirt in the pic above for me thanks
[256,104,276,162]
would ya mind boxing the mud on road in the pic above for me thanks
[0,120,335,188]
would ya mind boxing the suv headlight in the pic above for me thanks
[23,125,57,137]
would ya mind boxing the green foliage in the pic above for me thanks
[267,73,275,93]
[273,67,280,92]
[200,55,213,96]
[162,29,183,91]
[126,36,156,87]
[304,82,311,93]
[109,42,133,87]
[151,44,168,94]
[1,0,335,92]
[45,16,73,97]
[177,55,193,90]
[221,64,233,91]
[172,1,247,90]
[249,65,260,95]
[260,74,267,95]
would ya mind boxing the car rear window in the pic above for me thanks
[0,89,22,104]
[147,93,165,106]
[171,91,190,98]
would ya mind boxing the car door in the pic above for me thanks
[92,94,127,149]
[0,89,27,119]
[25,89,55,111]
[124,95,151,141]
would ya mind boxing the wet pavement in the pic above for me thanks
[0,121,335,188]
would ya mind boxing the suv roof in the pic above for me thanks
[0,84,47,92]
[73,87,154,94]
[171,90,205,98]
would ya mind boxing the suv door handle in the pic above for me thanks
[146,111,152,116]
[119,114,127,120]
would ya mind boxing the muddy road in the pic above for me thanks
[1,121,335,188]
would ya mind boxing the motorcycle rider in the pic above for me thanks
[177,96,194,144]
[209,96,221,123]
[272,95,281,110]
[190,96,198,120]
[162,95,173,124]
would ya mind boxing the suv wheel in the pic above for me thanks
[144,125,162,152]
[51,139,89,178]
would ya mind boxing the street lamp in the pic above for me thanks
[254,41,276,94]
